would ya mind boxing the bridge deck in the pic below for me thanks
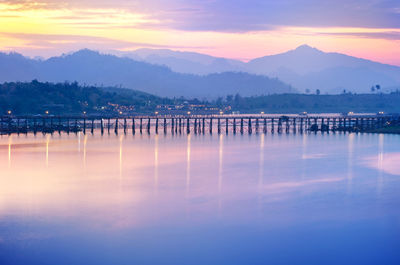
[1,114,399,135]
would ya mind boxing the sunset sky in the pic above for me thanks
[0,0,399,65]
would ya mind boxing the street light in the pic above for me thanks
[219,111,223,115]
[83,111,86,115]
[119,111,123,115]
[187,111,191,115]
[260,111,264,114]
[7,110,11,115]
[45,110,49,115]
[155,111,159,115]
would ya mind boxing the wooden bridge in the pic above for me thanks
[1,114,399,135]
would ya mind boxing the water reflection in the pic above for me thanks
[347,133,354,194]
[1,132,400,265]
[218,133,224,214]
[186,134,191,195]
[377,134,384,195]
[154,134,159,191]
[46,134,50,167]
[8,135,12,168]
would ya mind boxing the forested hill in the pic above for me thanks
[1,81,400,115]
[0,80,173,115]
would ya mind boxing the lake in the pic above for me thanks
[0,132,400,265]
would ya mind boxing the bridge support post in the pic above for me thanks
[115,118,118,134]
[300,118,303,133]
[285,119,289,133]
[278,119,282,133]
[263,118,267,134]
[293,118,297,133]
[255,118,259,134]
[26,118,29,134]
[271,118,274,133]
[248,118,252,134]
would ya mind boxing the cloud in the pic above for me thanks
[1,0,400,32]
[0,32,211,56]
[318,31,400,41]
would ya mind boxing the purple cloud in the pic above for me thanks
[1,0,400,32]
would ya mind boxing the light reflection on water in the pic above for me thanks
[0,132,400,265]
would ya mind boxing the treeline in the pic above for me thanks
[214,92,400,113]
[1,81,400,115]
[0,80,173,115]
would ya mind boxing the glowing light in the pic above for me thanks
[186,134,191,194]
[7,110,12,115]
[8,135,12,168]
[154,134,159,191]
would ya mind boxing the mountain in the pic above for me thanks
[119,45,400,94]
[247,45,400,93]
[0,49,295,99]
[121,48,246,75]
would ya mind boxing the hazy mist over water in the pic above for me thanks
[0,132,400,265]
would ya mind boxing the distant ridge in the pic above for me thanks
[0,49,295,99]
[121,45,400,94]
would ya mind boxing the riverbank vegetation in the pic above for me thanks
[1,81,400,115]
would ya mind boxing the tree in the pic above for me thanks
[316,89,321,95]
[234,93,242,106]
[215,97,223,107]
[371,86,375,92]
[376,84,381,91]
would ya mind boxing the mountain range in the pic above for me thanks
[123,45,400,94]
[1,45,399,99]
[0,50,294,99]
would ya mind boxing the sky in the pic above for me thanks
[0,0,399,65]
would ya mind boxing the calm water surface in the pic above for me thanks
[0,132,400,265]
